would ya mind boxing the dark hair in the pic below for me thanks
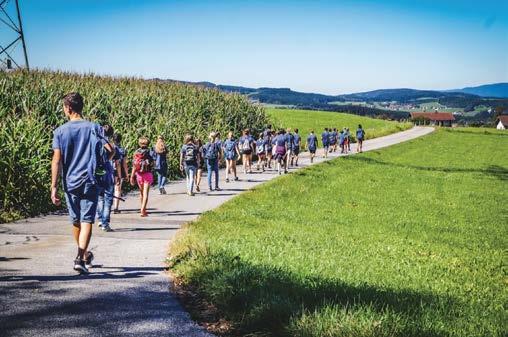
[294,128,299,133]
[324,127,328,131]
[113,133,122,144]
[267,124,272,129]
[62,92,84,114]
[358,124,362,129]
[310,130,314,133]
[103,124,114,137]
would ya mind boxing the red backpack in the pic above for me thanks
[133,149,153,173]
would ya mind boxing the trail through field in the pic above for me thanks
[0,126,433,337]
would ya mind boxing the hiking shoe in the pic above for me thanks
[113,209,120,214]
[225,178,230,183]
[234,176,239,181]
[162,188,167,194]
[73,259,89,274]
[101,224,113,232]
[196,185,200,192]
[159,188,163,195]
[215,187,222,191]
[84,251,94,269]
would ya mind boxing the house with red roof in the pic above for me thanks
[410,112,455,127]
[496,115,508,130]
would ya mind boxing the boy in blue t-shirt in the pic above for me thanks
[51,92,114,274]
[291,128,301,166]
[306,130,318,163]
[321,128,329,158]
[339,130,346,154]
[356,124,366,153]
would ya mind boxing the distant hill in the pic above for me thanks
[447,83,508,98]
[153,77,508,122]
[342,88,476,102]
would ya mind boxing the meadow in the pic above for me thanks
[169,128,507,337]
[267,108,411,141]
[0,70,267,222]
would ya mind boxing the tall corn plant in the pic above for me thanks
[0,70,267,223]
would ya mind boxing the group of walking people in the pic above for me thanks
[50,92,366,274]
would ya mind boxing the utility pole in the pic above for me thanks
[0,0,29,70]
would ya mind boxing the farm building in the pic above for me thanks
[496,115,508,130]
[410,112,455,127]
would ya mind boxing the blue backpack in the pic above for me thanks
[205,142,218,160]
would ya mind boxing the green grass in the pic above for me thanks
[267,108,411,141]
[169,128,507,337]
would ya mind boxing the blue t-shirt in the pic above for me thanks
[223,139,236,153]
[239,136,253,151]
[285,133,294,150]
[52,120,104,192]
[275,135,286,147]
[339,132,345,143]
[307,134,318,149]
[293,133,301,148]
[321,131,329,145]
[264,134,272,149]
[356,129,365,140]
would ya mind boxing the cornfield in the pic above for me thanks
[0,70,267,223]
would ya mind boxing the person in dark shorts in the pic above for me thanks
[291,128,301,166]
[51,92,114,274]
[356,124,366,153]
[306,130,318,163]
[274,129,288,174]
[321,128,329,158]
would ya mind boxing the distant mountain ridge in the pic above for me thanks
[446,83,508,98]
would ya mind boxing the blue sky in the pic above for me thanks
[3,0,508,94]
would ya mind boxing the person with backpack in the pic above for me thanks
[255,132,266,171]
[356,124,366,153]
[180,134,199,196]
[291,128,301,166]
[112,133,128,214]
[339,129,346,154]
[153,135,168,195]
[274,129,288,175]
[51,92,114,273]
[223,131,240,182]
[130,137,154,217]
[204,132,221,191]
[239,128,254,174]
[306,130,318,163]
[321,128,329,158]
[194,138,204,192]
[95,124,116,232]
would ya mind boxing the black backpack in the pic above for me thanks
[184,144,197,163]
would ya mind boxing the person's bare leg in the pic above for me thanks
[113,184,121,211]
[77,223,92,259]
[73,223,80,245]
[141,183,150,212]
[232,161,237,179]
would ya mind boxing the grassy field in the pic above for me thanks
[267,108,411,141]
[169,128,507,337]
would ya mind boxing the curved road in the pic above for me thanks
[0,126,433,337]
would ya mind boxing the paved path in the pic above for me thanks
[0,126,433,337]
